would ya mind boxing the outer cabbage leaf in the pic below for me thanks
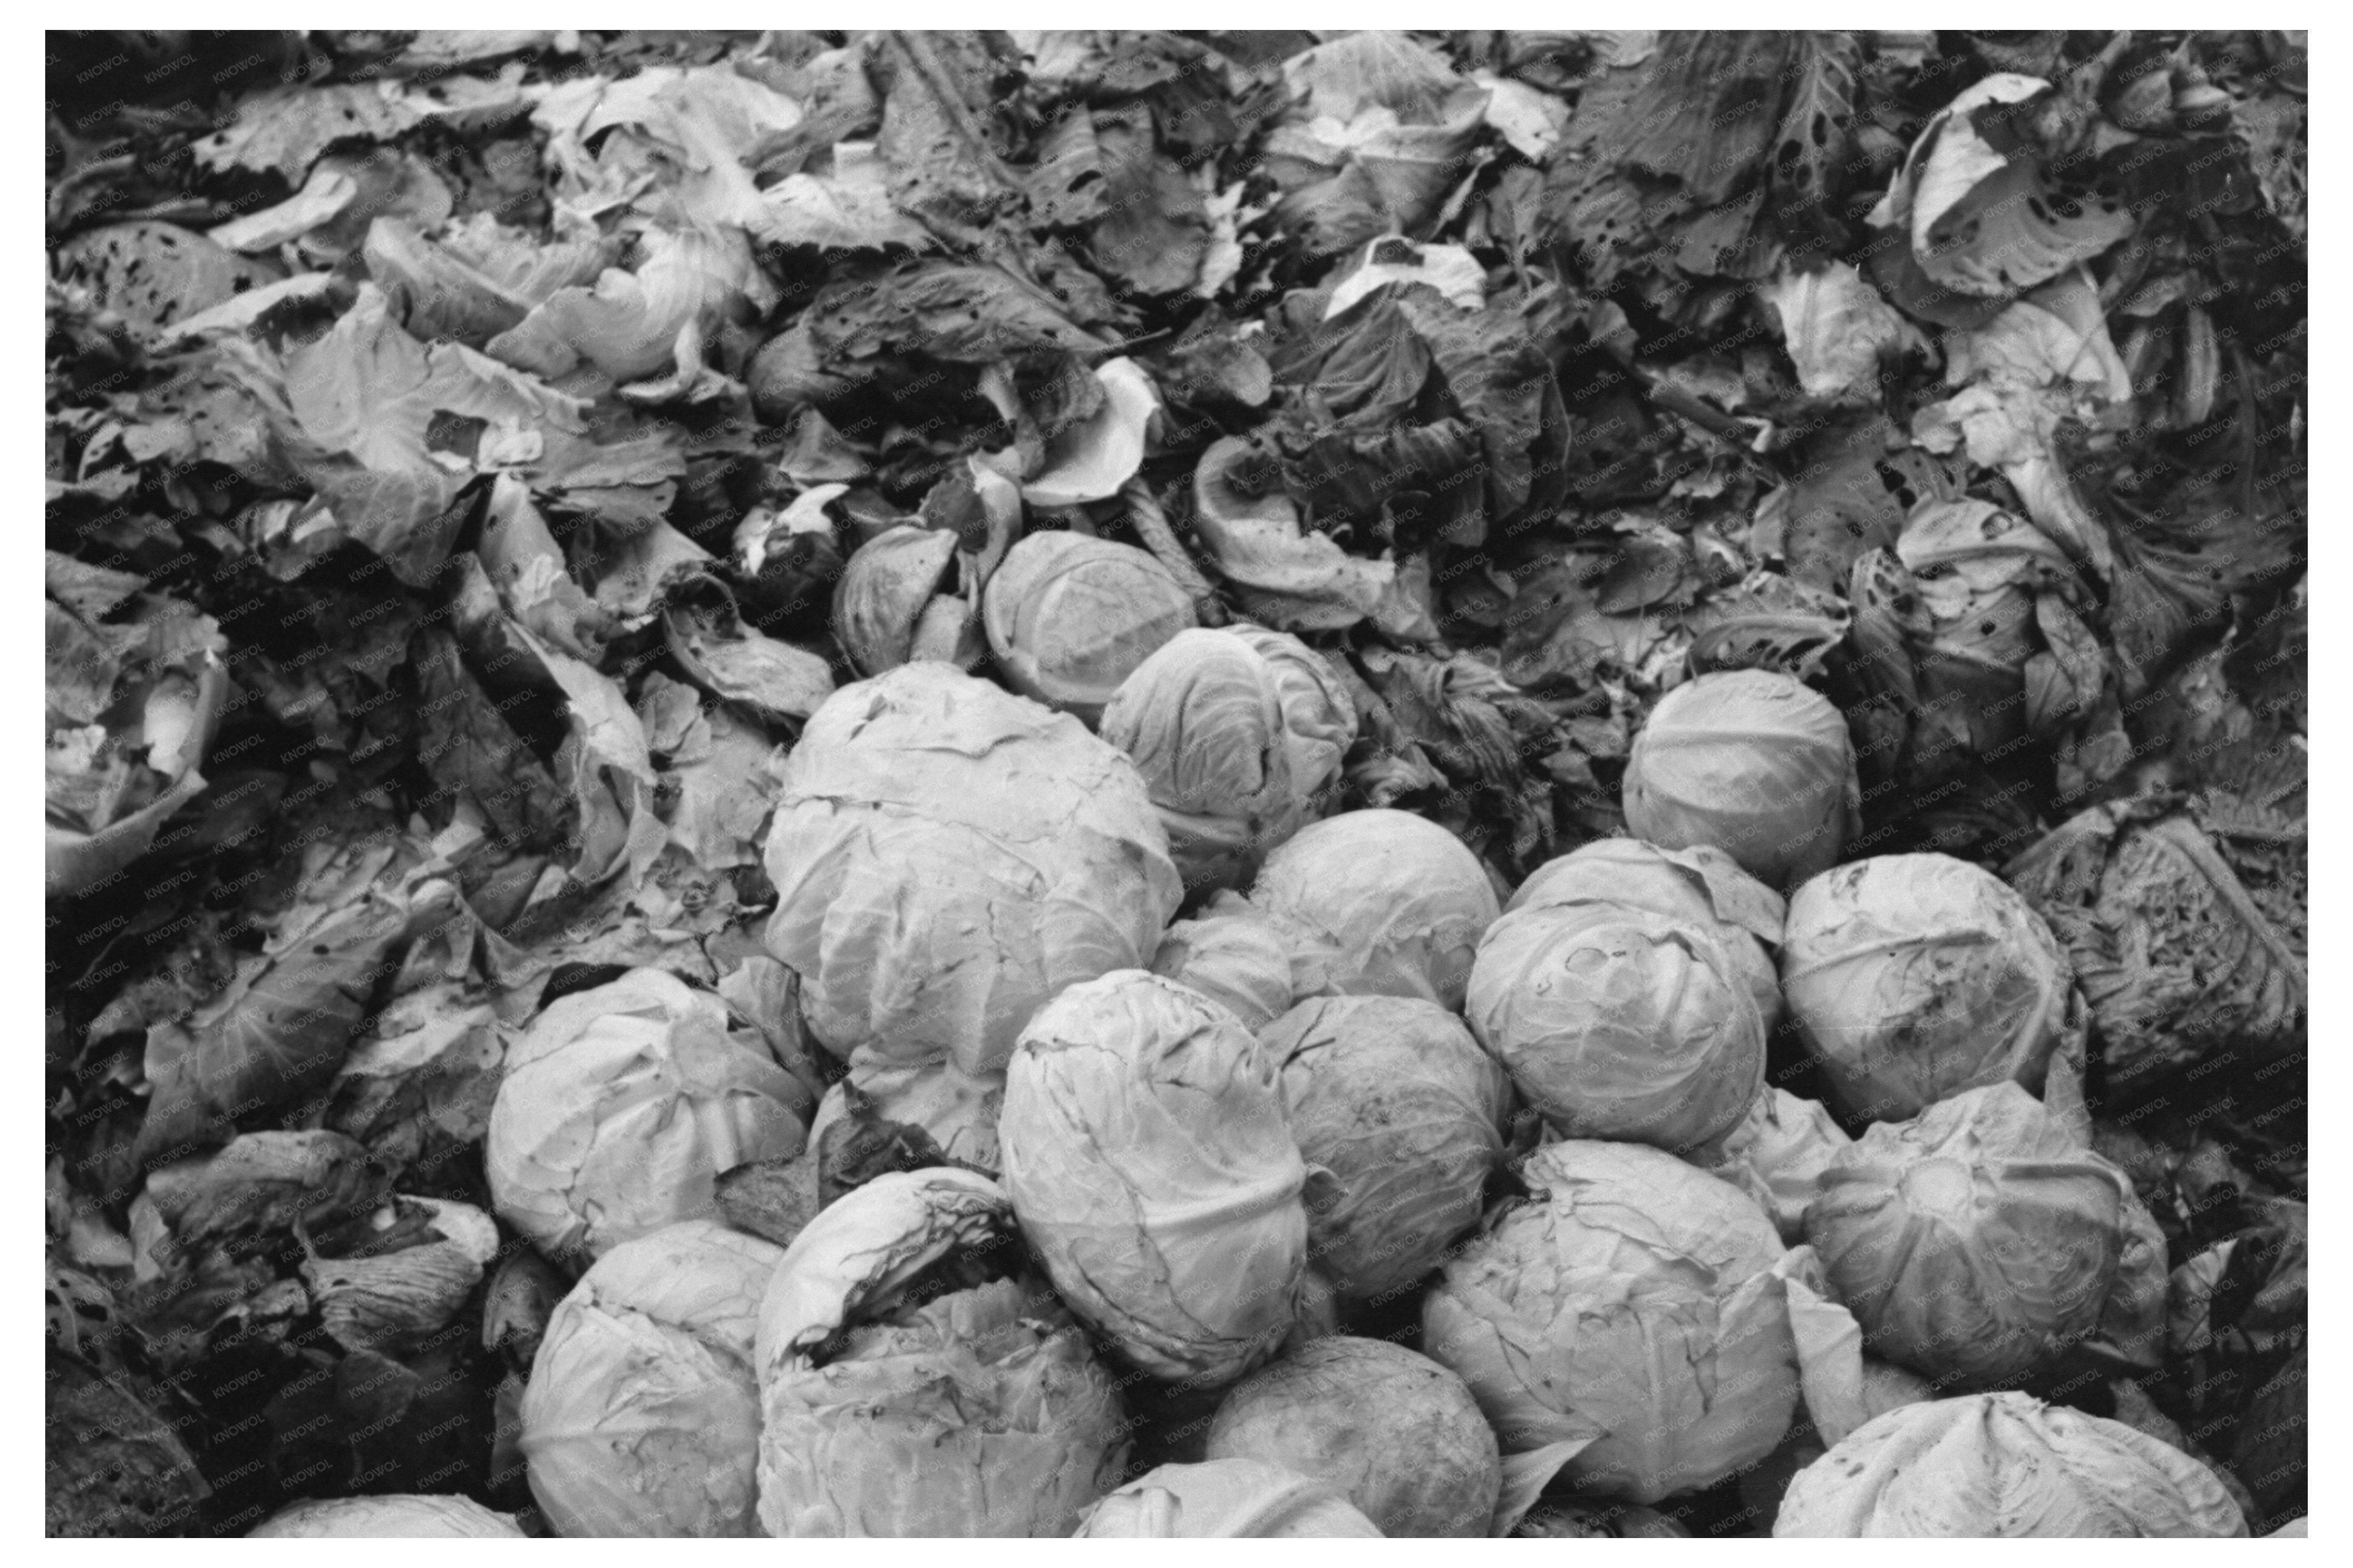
[1073,1457,1383,1537]
[1776,1392,2247,1537]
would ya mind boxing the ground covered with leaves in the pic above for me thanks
[46,29,2304,1537]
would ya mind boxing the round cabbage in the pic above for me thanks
[1422,1141,1799,1503]
[1776,1392,2249,1537]
[1150,890,1342,1030]
[760,664,1182,1165]
[998,971,1308,1385]
[1072,1458,1384,1537]
[247,1496,525,1537]
[1621,669,1860,890]
[1508,837,1786,1029]
[753,1168,1127,1537]
[1466,904,1764,1152]
[1100,625,1356,892]
[1804,1083,2153,1386]
[981,530,1197,721]
[832,523,959,676]
[1206,1336,1501,1537]
[1261,995,1509,1301]
[521,1219,781,1536]
[1248,808,1499,1010]
[1695,1088,1854,1244]
[486,969,810,1261]
[1782,853,2080,1124]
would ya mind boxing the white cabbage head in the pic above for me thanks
[1507,837,1786,1030]
[1803,1082,2161,1386]
[1422,1141,1799,1503]
[1467,903,1764,1153]
[486,969,810,1261]
[998,970,1308,1386]
[1621,669,1860,890]
[246,1496,526,1537]
[1100,624,1357,892]
[1150,889,1342,1030]
[1072,1457,1384,1537]
[981,530,1197,722]
[521,1219,781,1537]
[1695,1088,1854,1244]
[1261,994,1509,1301]
[1780,852,2082,1124]
[752,1167,1127,1537]
[760,663,1182,1166]
[1206,1336,1501,1537]
[1248,808,1499,1009]
[1776,1392,2247,1537]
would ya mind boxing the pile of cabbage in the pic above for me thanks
[455,650,2272,1541]
[42,29,2301,1544]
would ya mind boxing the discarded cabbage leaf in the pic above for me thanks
[999,970,1308,1385]
[1261,995,1509,1302]
[753,1168,1127,1537]
[1621,668,1861,890]
[1868,73,2134,301]
[1100,624,1358,892]
[486,968,810,1261]
[1424,1141,1798,1503]
[1190,436,1401,632]
[1206,1336,1500,1537]
[1804,1083,2158,1387]
[522,1219,782,1537]
[1249,808,1500,1011]
[1074,1457,1383,1537]
[2004,793,2306,1096]
[1776,1392,2247,1537]
[1780,854,2082,1124]
[1467,903,1763,1152]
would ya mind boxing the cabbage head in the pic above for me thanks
[1466,904,1763,1153]
[521,1219,781,1536]
[761,663,1182,1166]
[1782,853,2082,1123]
[1248,808,1499,1009]
[1150,889,1342,1030]
[1261,995,1507,1302]
[1776,1391,2248,1537]
[1621,669,1860,890]
[1100,624,1357,892]
[753,1168,1127,1537]
[1422,1141,1798,1503]
[246,1496,525,1537]
[1508,837,1786,1030]
[1072,1458,1384,1537]
[1206,1336,1501,1537]
[981,530,1197,722]
[1695,1088,1854,1244]
[486,969,810,1261]
[998,970,1308,1385]
[1803,1083,2160,1386]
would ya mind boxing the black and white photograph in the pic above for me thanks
[42,23,2309,1539]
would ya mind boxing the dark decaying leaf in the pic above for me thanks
[137,841,428,1160]
[2004,795,2305,1099]
[45,1350,211,1537]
